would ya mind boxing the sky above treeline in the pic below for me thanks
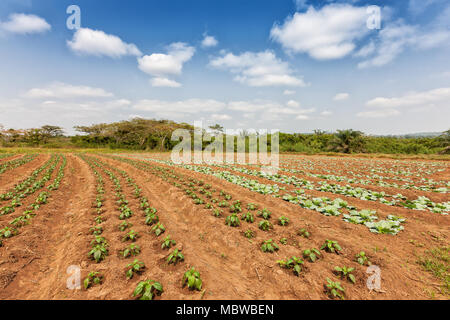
[0,0,449,135]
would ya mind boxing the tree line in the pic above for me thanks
[0,120,449,155]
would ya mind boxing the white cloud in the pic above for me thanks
[271,4,368,59]
[138,42,195,87]
[286,100,300,108]
[283,90,295,95]
[320,110,333,116]
[67,28,141,58]
[133,99,225,117]
[211,113,231,121]
[333,92,349,101]
[201,34,218,48]
[209,50,306,87]
[366,87,450,108]
[357,109,400,118]
[228,100,281,112]
[358,22,450,68]
[25,82,114,99]
[295,114,310,120]
[138,43,194,76]
[150,77,182,88]
[0,13,50,34]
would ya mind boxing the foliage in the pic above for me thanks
[261,239,279,253]
[133,280,163,300]
[84,271,103,289]
[325,278,345,300]
[182,268,203,291]
[334,266,356,284]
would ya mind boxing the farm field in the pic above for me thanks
[0,152,448,300]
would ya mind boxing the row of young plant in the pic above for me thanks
[0,154,66,246]
[205,163,449,215]
[0,154,37,175]
[276,163,449,193]
[0,154,13,160]
[282,156,447,178]
[107,155,386,300]
[105,155,291,238]
[129,156,406,235]
[276,237,372,300]
[81,154,203,299]
[0,155,56,202]
[0,154,60,216]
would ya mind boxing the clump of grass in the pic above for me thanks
[417,246,449,295]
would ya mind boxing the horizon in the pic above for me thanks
[1,0,449,135]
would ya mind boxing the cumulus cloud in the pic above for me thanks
[211,113,231,121]
[201,34,218,48]
[271,4,368,59]
[286,100,300,107]
[67,28,141,58]
[133,99,225,116]
[333,93,349,101]
[24,82,114,99]
[358,22,450,68]
[138,42,195,87]
[283,90,295,95]
[0,13,50,34]
[320,110,333,116]
[366,87,450,108]
[357,109,400,118]
[209,50,306,87]
[358,87,450,119]
[150,77,182,88]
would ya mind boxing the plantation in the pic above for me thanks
[0,152,448,300]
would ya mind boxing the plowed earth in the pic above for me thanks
[0,153,448,300]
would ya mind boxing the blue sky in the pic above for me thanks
[0,0,449,135]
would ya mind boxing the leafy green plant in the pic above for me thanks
[118,221,132,231]
[212,208,222,217]
[88,244,108,263]
[241,211,255,223]
[261,239,279,253]
[126,259,145,279]
[325,278,345,300]
[133,280,163,300]
[122,230,139,242]
[182,267,203,291]
[84,271,103,289]
[355,251,371,265]
[151,222,165,236]
[334,266,356,284]
[89,226,103,236]
[280,237,288,245]
[259,219,272,231]
[258,208,272,219]
[302,248,321,262]
[277,256,304,276]
[225,213,241,227]
[0,226,17,238]
[297,228,311,238]
[278,216,289,226]
[321,239,342,254]
[161,235,176,250]
[121,243,141,258]
[144,212,159,225]
[167,248,185,265]
[247,203,258,211]
[244,229,254,239]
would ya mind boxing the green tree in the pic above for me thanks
[329,129,366,154]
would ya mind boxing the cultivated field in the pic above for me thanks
[0,152,448,300]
